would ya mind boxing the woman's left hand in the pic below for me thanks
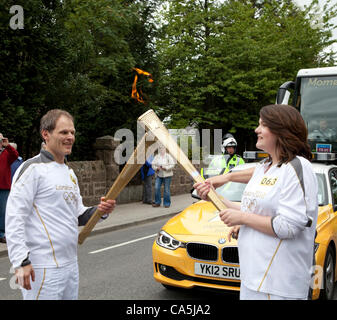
[98,197,116,214]
[219,209,244,227]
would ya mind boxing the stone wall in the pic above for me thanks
[68,136,201,206]
[68,160,107,207]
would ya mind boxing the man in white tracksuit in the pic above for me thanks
[6,109,116,300]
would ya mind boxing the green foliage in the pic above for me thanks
[0,0,160,160]
[153,0,337,153]
[0,1,68,157]
[0,0,336,160]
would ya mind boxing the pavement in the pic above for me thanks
[0,193,194,259]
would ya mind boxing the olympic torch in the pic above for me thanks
[78,133,155,244]
[138,109,227,212]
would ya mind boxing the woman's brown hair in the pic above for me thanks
[259,104,312,165]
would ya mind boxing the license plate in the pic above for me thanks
[194,262,240,280]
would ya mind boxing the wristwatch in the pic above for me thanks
[101,213,108,220]
[21,257,31,267]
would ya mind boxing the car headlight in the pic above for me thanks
[156,230,186,250]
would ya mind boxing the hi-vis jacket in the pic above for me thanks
[201,154,244,179]
[225,154,245,173]
[238,156,318,298]
[6,149,98,269]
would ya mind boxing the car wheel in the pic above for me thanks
[320,246,335,300]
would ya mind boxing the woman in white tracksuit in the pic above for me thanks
[194,104,318,300]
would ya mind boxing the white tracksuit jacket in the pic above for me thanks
[238,156,318,299]
[6,150,97,269]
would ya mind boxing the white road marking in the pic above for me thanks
[0,278,6,282]
[89,233,157,254]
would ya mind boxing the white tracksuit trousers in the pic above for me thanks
[21,261,79,300]
[240,283,307,300]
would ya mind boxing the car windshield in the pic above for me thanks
[216,181,247,202]
[215,171,328,206]
[202,154,230,178]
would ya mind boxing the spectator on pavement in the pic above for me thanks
[152,146,175,208]
[10,143,23,181]
[0,133,18,243]
[140,155,155,204]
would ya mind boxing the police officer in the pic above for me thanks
[221,133,245,173]
[201,133,244,179]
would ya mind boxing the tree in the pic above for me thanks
[0,1,70,158]
[43,0,159,159]
[0,0,161,160]
[154,0,337,153]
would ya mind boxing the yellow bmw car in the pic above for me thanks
[152,161,337,300]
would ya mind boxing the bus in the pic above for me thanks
[276,67,337,160]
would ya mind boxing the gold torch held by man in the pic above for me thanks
[78,133,155,244]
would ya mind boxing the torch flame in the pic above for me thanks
[131,68,153,104]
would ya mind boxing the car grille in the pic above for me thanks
[186,243,239,264]
[186,243,218,261]
[222,247,239,264]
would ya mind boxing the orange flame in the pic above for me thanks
[131,68,153,104]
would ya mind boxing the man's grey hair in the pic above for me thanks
[40,109,74,134]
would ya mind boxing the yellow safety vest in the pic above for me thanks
[200,155,244,179]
